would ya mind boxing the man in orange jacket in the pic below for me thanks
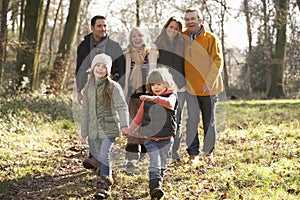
[183,8,223,163]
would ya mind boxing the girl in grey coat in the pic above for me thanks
[81,53,129,199]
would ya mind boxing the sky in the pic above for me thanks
[223,1,248,49]
[88,0,248,49]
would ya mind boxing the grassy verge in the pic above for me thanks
[0,95,299,199]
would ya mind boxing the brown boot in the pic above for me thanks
[83,156,99,170]
[94,176,114,199]
[149,179,164,200]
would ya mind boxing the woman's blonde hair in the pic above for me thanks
[146,68,176,93]
[128,27,146,49]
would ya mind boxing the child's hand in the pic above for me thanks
[140,95,154,102]
[203,84,212,94]
[77,92,83,105]
[81,136,87,144]
[121,127,130,137]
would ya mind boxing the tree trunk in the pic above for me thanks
[16,0,43,90]
[49,0,81,94]
[32,0,51,90]
[19,0,25,41]
[136,0,140,27]
[31,0,44,91]
[262,0,272,92]
[220,0,229,89]
[267,0,288,98]
[243,0,253,93]
[10,0,18,36]
[0,0,9,91]
[47,0,63,68]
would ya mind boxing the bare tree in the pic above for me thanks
[47,0,62,68]
[262,0,273,92]
[32,0,51,90]
[267,0,289,98]
[243,0,253,93]
[10,0,18,36]
[0,0,10,90]
[284,0,300,96]
[136,0,140,27]
[49,0,82,94]
[19,0,25,41]
[16,0,44,91]
[220,0,229,89]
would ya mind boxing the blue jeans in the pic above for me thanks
[171,91,186,160]
[186,92,217,155]
[88,137,115,177]
[144,138,173,181]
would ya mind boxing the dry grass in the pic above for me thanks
[0,95,299,199]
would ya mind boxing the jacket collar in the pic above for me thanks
[184,24,206,37]
[152,88,174,96]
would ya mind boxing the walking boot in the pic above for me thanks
[149,179,164,200]
[94,176,114,199]
[83,156,99,170]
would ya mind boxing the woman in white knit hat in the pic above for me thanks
[81,53,129,199]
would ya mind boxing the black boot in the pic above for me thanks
[149,179,164,200]
[94,176,114,199]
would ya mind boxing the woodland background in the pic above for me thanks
[0,0,299,99]
[0,1,300,199]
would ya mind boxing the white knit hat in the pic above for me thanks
[87,53,112,74]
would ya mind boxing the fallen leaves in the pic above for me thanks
[1,96,300,199]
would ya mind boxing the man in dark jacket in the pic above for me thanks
[76,15,125,170]
[76,15,125,104]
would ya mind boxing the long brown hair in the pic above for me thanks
[102,78,112,106]
[88,67,112,107]
[155,16,184,56]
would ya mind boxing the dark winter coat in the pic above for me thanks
[76,33,125,92]
[142,93,177,139]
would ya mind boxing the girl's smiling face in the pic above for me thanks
[151,82,168,96]
[93,63,107,79]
